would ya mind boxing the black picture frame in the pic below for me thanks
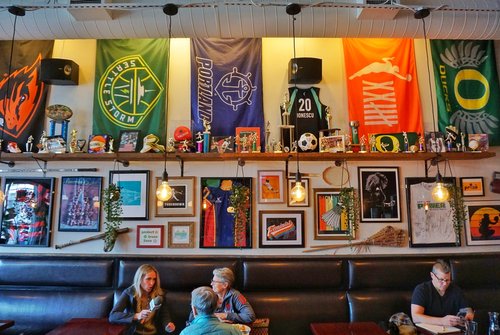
[358,167,401,222]
[258,210,305,248]
[405,177,459,247]
[58,176,102,232]
[118,130,141,153]
[0,177,55,247]
[200,177,252,248]
[109,170,150,220]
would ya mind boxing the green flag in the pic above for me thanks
[431,40,500,146]
[93,39,168,146]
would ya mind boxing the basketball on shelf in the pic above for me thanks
[174,126,192,141]
[298,132,318,151]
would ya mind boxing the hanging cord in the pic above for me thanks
[421,17,437,135]
[236,158,245,178]
[162,13,173,178]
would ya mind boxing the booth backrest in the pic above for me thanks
[0,254,498,335]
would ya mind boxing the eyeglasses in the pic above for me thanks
[211,279,225,284]
[432,272,451,284]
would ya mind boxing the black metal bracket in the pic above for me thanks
[424,154,443,178]
[176,155,184,177]
[114,159,130,167]
[0,160,15,167]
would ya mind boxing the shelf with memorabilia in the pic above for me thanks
[0,150,495,163]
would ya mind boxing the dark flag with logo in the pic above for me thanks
[191,38,264,149]
[0,40,53,150]
[93,39,168,143]
[431,40,500,146]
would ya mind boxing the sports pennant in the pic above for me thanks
[343,38,423,140]
[431,40,500,146]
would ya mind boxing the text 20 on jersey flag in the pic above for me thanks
[93,39,168,141]
[431,40,500,146]
[343,38,423,138]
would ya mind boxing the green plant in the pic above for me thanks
[339,187,360,242]
[229,182,251,247]
[447,184,466,245]
[102,183,123,252]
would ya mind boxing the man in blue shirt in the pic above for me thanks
[181,286,242,335]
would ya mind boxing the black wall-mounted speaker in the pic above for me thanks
[288,57,322,85]
[41,58,79,85]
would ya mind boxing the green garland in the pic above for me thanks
[229,183,251,246]
[446,184,466,245]
[339,187,360,241]
[103,183,123,252]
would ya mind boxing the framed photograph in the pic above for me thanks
[258,210,304,248]
[168,222,195,248]
[210,136,234,153]
[405,177,459,247]
[257,170,285,204]
[460,177,485,197]
[235,127,260,153]
[464,201,500,246]
[155,177,196,217]
[58,176,102,232]
[200,177,252,248]
[314,188,355,240]
[424,131,446,153]
[319,134,345,153]
[468,134,489,151]
[0,177,55,247]
[137,225,164,248]
[109,170,150,220]
[287,178,310,207]
[358,167,401,222]
[118,130,141,152]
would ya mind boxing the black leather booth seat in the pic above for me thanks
[0,253,498,335]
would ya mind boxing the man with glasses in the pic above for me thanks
[411,259,474,326]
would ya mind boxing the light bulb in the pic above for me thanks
[156,180,173,202]
[290,181,306,203]
[432,182,449,202]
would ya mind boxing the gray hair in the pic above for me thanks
[433,259,451,274]
[213,267,235,286]
[191,286,218,315]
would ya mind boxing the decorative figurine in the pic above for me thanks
[345,134,352,153]
[273,141,283,153]
[403,131,409,152]
[370,134,377,152]
[7,141,21,153]
[167,137,176,153]
[265,121,271,153]
[418,134,425,152]
[69,129,78,153]
[461,132,466,152]
[359,135,367,153]
[107,137,114,153]
[76,139,86,153]
[38,131,49,154]
[195,132,203,153]
[202,119,211,153]
[25,135,34,153]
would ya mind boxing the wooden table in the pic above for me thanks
[310,321,387,335]
[45,318,127,335]
[0,320,14,331]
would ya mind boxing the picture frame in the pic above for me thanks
[424,131,446,153]
[460,177,485,197]
[287,178,310,207]
[109,170,150,220]
[257,170,285,204]
[137,225,164,248]
[358,167,401,222]
[155,176,196,217]
[319,133,345,153]
[258,210,305,248]
[118,130,141,152]
[210,136,234,153]
[168,222,195,248]
[405,177,459,247]
[464,201,500,246]
[0,177,55,247]
[58,176,102,232]
[468,134,489,152]
[313,188,355,240]
[200,177,252,248]
[235,127,260,153]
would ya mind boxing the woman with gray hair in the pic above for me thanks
[188,267,255,325]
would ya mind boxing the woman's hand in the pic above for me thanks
[214,313,230,323]
[135,309,151,322]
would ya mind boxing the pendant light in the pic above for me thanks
[0,6,24,203]
[415,7,450,203]
[286,3,306,203]
[155,4,178,202]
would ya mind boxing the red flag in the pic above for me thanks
[343,38,423,139]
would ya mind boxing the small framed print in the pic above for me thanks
[319,134,345,153]
[88,134,110,154]
[287,178,310,207]
[137,225,164,248]
[210,136,234,153]
[59,176,102,232]
[464,201,500,246]
[155,177,196,217]
[235,127,260,153]
[460,177,485,197]
[258,170,285,204]
[259,210,304,248]
[425,131,446,153]
[118,130,141,152]
[314,188,355,240]
[168,222,194,248]
[468,134,489,151]
[109,170,150,220]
